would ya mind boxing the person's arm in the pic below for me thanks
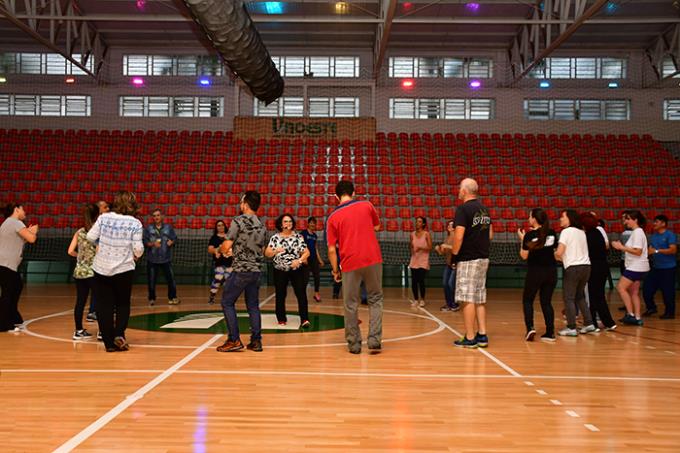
[489,223,494,242]
[132,223,144,258]
[658,243,678,255]
[143,226,154,248]
[316,243,325,266]
[451,226,465,256]
[409,232,415,254]
[67,230,80,257]
[86,217,101,243]
[18,224,38,244]
[424,231,433,252]
[371,204,381,232]
[554,243,566,261]
[167,226,177,247]
[328,244,341,282]
[613,231,644,256]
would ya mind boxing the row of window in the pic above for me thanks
[3,94,680,120]
[529,57,627,79]
[0,53,94,76]
[254,97,360,118]
[3,52,679,80]
[524,99,630,121]
[0,95,90,116]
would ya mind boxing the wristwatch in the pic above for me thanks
[655,249,659,254]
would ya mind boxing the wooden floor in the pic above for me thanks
[2,283,679,452]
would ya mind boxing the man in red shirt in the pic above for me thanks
[326,180,383,354]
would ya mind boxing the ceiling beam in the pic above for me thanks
[511,0,609,83]
[3,13,680,25]
[373,0,398,78]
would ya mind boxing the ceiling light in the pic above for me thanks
[335,2,349,14]
[199,78,211,86]
[401,79,414,88]
[539,80,551,88]
[264,2,283,14]
[131,77,145,86]
[65,76,75,84]
[0,76,6,83]
[469,80,481,89]
[608,81,619,88]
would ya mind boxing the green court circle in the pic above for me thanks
[127,310,345,334]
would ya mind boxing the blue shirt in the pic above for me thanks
[143,223,178,264]
[649,230,678,269]
[300,230,318,264]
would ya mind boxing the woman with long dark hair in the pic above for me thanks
[87,191,144,352]
[208,219,233,305]
[0,202,38,332]
[409,216,432,307]
[517,208,558,341]
[580,211,616,331]
[555,209,595,337]
[611,210,649,326]
[67,203,100,340]
[264,213,311,327]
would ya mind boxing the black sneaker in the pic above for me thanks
[475,333,489,348]
[525,329,536,342]
[148,299,156,306]
[113,336,129,351]
[642,308,658,317]
[96,331,103,341]
[300,320,311,328]
[246,339,263,352]
[208,294,216,305]
[540,333,556,342]
[454,337,478,349]
[72,329,93,340]
[621,313,638,325]
[86,313,97,322]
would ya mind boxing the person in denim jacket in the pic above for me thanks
[144,209,180,305]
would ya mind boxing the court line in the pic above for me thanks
[52,334,222,453]
[584,424,600,432]
[419,306,523,377]
[3,368,680,382]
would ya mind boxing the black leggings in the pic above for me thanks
[273,267,309,323]
[304,260,321,292]
[410,267,428,300]
[588,263,615,328]
[522,266,557,335]
[93,271,134,350]
[74,278,93,331]
[0,266,24,331]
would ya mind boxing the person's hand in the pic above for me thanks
[28,224,39,234]
[648,246,656,256]
[274,247,285,255]
[517,228,525,241]
[167,240,174,247]
[319,260,325,267]
[435,244,442,254]
[225,249,233,257]
[611,240,623,251]
[332,269,342,282]
[154,239,162,248]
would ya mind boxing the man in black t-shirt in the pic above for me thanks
[451,178,493,349]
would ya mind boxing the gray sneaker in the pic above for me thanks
[580,325,597,334]
[558,327,578,337]
[168,298,181,305]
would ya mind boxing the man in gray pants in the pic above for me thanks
[326,180,383,354]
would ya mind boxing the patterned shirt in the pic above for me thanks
[73,228,97,279]
[226,214,266,273]
[268,232,308,271]
[87,212,144,276]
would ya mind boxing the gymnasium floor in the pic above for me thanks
[1,284,679,452]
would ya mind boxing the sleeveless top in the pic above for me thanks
[73,228,97,279]
[409,231,430,270]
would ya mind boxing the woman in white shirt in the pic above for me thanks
[87,191,144,352]
[554,209,594,337]
[611,210,649,326]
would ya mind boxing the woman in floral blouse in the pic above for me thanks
[265,213,311,327]
[67,203,99,340]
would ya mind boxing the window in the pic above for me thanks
[390,98,494,120]
[270,56,360,77]
[119,96,223,117]
[529,57,627,79]
[254,97,306,117]
[0,52,94,75]
[664,99,680,120]
[0,94,91,116]
[308,97,360,118]
[388,57,493,78]
[524,99,629,120]
[253,98,279,117]
[662,57,680,78]
[122,55,223,76]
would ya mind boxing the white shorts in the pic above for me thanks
[455,258,490,304]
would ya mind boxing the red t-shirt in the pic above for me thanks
[326,199,382,273]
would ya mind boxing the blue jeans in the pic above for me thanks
[643,267,677,316]
[147,261,177,301]
[221,272,262,342]
[443,266,457,308]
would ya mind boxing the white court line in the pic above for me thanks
[259,292,275,308]
[52,333,222,453]
[524,381,535,386]
[584,424,600,432]
[536,389,548,395]
[419,306,523,377]
[645,346,656,350]
[566,410,580,418]
[550,399,563,406]
[3,369,680,382]
[665,351,676,355]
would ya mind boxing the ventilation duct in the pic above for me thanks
[182,0,284,105]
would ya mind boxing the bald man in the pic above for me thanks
[451,178,493,349]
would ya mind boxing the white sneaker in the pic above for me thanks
[558,328,578,337]
[409,299,418,306]
[418,300,426,307]
[579,325,597,334]
[605,324,617,331]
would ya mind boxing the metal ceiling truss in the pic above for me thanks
[0,0,108,78]
[646,24,680,79]
[373,0,397,78]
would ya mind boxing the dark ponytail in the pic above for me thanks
[526,208,550,251]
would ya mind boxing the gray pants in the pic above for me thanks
[563,264,592,329]
[343,263,383,349]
